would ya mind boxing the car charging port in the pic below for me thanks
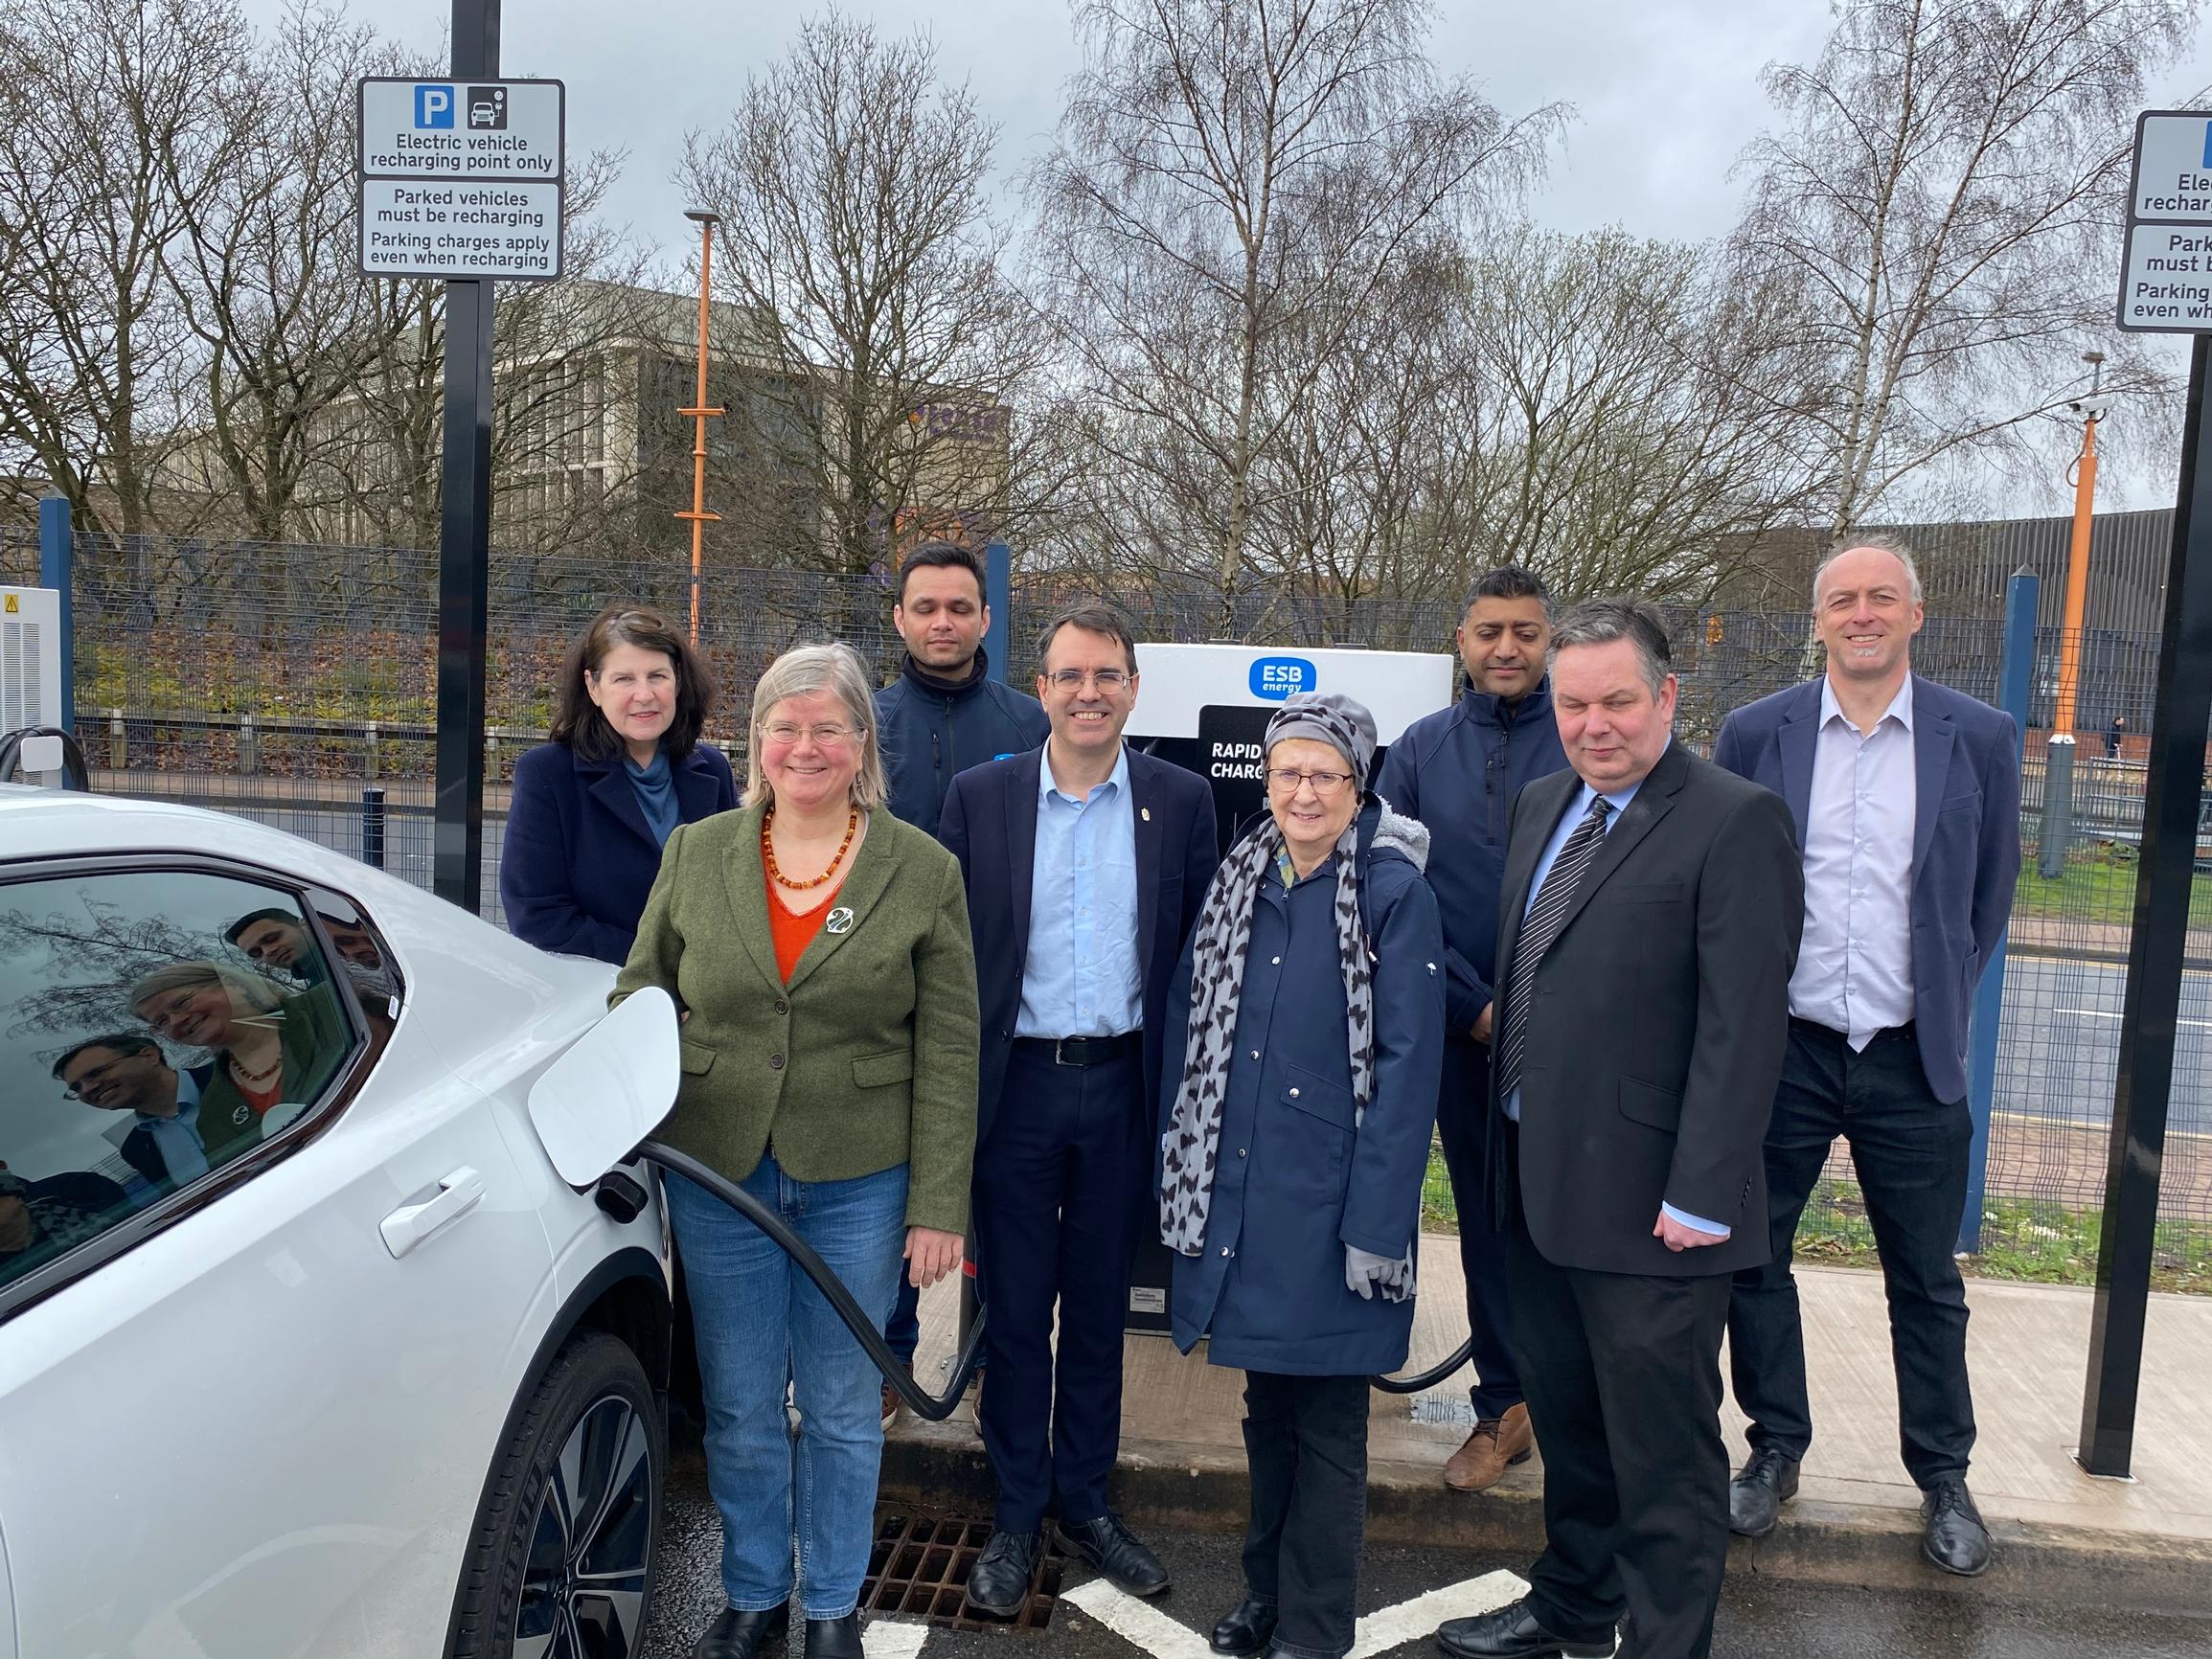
[593,1169,650,1223]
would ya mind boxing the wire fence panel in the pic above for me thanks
[14,525,2208,1280]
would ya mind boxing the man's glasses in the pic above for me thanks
[1045,669,1130,693]
[60,1056,130,1102]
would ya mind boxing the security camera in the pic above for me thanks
[2066,396,2113,420]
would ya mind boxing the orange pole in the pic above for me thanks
[675,216,724,648]
[2052,411,2100,739]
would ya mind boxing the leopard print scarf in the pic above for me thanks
[1159,811,1374,1259]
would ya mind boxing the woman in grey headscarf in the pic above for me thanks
[1157,691,1446,1659]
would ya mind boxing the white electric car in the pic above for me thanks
[0,784,680,1659]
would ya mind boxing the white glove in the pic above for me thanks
[1345,1245,1395,1301]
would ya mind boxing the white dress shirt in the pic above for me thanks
[1788,676,1917,1048]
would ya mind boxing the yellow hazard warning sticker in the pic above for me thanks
[3,594,16,613]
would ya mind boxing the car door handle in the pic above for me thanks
[380,1167,487,1259]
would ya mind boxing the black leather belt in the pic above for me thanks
[1012,1032,1143,1067]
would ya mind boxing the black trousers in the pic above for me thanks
[1509,1200,1731,1659]
[1241,1371,1369,1659]
[1433,1035,1521,1420]
[1727,1020,1976,1489]
[972,1045,1147,1534]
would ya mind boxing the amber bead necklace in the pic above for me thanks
[763,805,859,891]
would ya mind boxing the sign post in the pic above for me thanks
[2079,111,2212,1477]
[358,7,564,910]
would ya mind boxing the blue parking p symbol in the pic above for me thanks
[415,84,453,128]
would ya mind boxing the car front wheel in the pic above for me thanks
[449,1329,665,1659]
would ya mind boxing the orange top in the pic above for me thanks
[768,874,844,982]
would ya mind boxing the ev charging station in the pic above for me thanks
[1121,640,1455,1331]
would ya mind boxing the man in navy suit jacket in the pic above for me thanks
[940,602,1217,1616]
[1712,536,2020,1579]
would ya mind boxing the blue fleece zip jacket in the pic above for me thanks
[874,650,1050,839]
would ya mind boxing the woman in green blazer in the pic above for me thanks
[615,641,980,1659]
[128,962,350,1154]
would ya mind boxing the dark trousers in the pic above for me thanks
[885,1277,921,1369]
[1509,1196,1731,1659]
[1240,1371,1368,1659]
[1433,1035,1521,1419]
[1728,1020,1975,1489]
[973,1044,1146,1534]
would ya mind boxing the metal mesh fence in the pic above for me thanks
[11,524,2208,1278]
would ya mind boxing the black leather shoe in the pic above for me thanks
[1727,1446,1801,1539]
[1435,1598,1613,1659]
[1210,1597,1279,1655]
[1921,1477,1992,1577]
[692,1603,789,1659]
[803,1614,863,1659]
[1054,1512,1172,1597]
[965,1530,1041,1617]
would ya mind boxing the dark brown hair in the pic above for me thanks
[550,603,717,762]
[896,539,986,605]
[1035,600,1139,676]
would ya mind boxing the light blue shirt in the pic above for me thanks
[1502,746,1729,1239]
[1016,744,1144,1039]
[139,1068,211,1186]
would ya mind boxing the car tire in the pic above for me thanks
[448,1329,666,1659]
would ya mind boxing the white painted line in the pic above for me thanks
[1347,1570,1532,1659]
[865,1617,931,1659]
[2054,1006,2212,1029]
[1061,1579,1221,1659]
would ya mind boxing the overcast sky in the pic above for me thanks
[282,0,2212,510]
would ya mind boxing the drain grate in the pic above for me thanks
[861,1509,1062,1633]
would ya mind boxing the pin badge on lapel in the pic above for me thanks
[1141,807,1152,821]
[825,906,855,935]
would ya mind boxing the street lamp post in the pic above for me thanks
[2038,350,2110,880]
[676,209,724,648]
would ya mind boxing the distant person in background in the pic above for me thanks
[0,1162,125,1282]
[53,1034,221,1190]
[503,604,737,965]
[2106,712,2126,759]
[873,539,1048,1417]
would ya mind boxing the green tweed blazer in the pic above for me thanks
[613,803,980,1234]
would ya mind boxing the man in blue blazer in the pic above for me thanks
[940,601,1218,1616]
[1713,536,2021,1579]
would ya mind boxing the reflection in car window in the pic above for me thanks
[1,871,359,1293]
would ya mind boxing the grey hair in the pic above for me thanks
[1549,597,1674,697]
[742,642,889,812]
[1814,534,1923,606]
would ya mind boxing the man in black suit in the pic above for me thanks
[1435,600,1802,1659]
[940,601,1218,1615]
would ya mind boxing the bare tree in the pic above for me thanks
[1730,0,2200,536]
[1031,0,1561,625]
[676,11,1034,577]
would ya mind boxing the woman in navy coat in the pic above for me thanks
[1159,693,1445,1659]
[502,603,737,964]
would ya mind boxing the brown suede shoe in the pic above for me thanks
[1443,1402,1534,1492]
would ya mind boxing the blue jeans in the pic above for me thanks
[666,1156,908,1618]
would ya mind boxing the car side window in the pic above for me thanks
[0,868,364,1297]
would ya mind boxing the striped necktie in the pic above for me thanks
[1495,795,1615,1103]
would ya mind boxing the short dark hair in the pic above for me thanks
[1462,564,1553,618]
[52,1032,161,1081]
[224,906,303,947]
[1035,601,1139,676]
[895,539,986,606]
[549,603,718,763]
[1550,597,1673,696]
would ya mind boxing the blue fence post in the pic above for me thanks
[985,539,1011,685]
[1962,567,2039,1253]
[37,495,72,735]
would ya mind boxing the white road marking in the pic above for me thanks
[865,1617,932,1659]
[1061,1579,1220,1659]
[1346,1570,1531,1658]
[2054,1006,2212,1029]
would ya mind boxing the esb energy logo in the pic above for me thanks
[1249,656,1315,700]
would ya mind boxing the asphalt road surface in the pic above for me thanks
[642,1457,2211,1659]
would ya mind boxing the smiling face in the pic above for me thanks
[133,980,242,1052]
[756,688,863,815]
[58,1042,170,1112]
[1551,638,1677,793]
[1814,545,1923,691]
[894,563,989,675]
[1266,736,1360,869]
[584,641,678,757]
[1037,625,1139,765]
[1456,595,1551,700]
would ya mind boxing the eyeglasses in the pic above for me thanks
[1266,767,1355,796]
[59,1056,131,1102]
[761,722,858,747]
[1045,669,1131,693]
